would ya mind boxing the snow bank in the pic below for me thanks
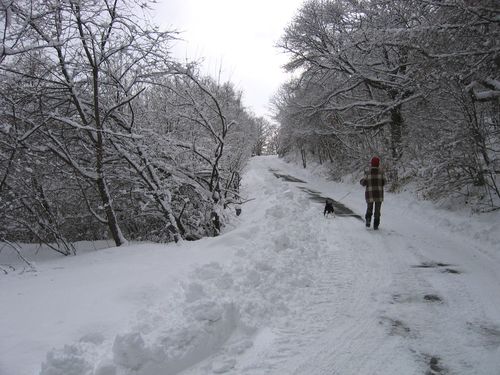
[40,300,240,375]
[2,156,323,374]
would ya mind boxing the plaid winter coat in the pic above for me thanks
[361,167,386,203]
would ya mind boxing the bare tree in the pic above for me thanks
[1,0,177,246]
[275,0,499,209]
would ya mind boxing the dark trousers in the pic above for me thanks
[365,201,382,227]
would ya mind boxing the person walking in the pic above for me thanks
[360,156,386,230]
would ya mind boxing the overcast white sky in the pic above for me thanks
[152,0,305,120]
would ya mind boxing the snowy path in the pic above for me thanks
[1,156,499,375]
[183,157,500,375]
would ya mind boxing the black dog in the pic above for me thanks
[324,199,335,217]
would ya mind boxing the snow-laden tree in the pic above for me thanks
[1,0,254,248]
[410,0,500,207]
[275,0,499,209]
[104,72,251,241]
[162,68,252,199]
[1,1,262,247]
[139,67,259,237]
[1,0,182,246]
[278,0,429,164]
[249,116,278,156]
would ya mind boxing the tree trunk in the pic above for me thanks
[390,106,403,161]
[157,196,182,243]
[301,148,307,168]
[93,68,127,247]
[96,176,127,246]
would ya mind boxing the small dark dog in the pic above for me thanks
[324,198,335,217]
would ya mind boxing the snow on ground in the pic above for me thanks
[1,155,499,375]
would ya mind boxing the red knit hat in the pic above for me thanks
[371,156,380,167]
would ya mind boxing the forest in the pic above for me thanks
[0,0,273,253]
[0,0,498,253]
[274,0,499,210]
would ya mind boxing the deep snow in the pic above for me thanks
[1,156,499,375]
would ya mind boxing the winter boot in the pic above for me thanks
[374,218,380,230]
[365,218,371,228]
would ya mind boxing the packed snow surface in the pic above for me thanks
[1,156,500,375]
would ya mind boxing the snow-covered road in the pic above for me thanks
[1,156,499,375]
